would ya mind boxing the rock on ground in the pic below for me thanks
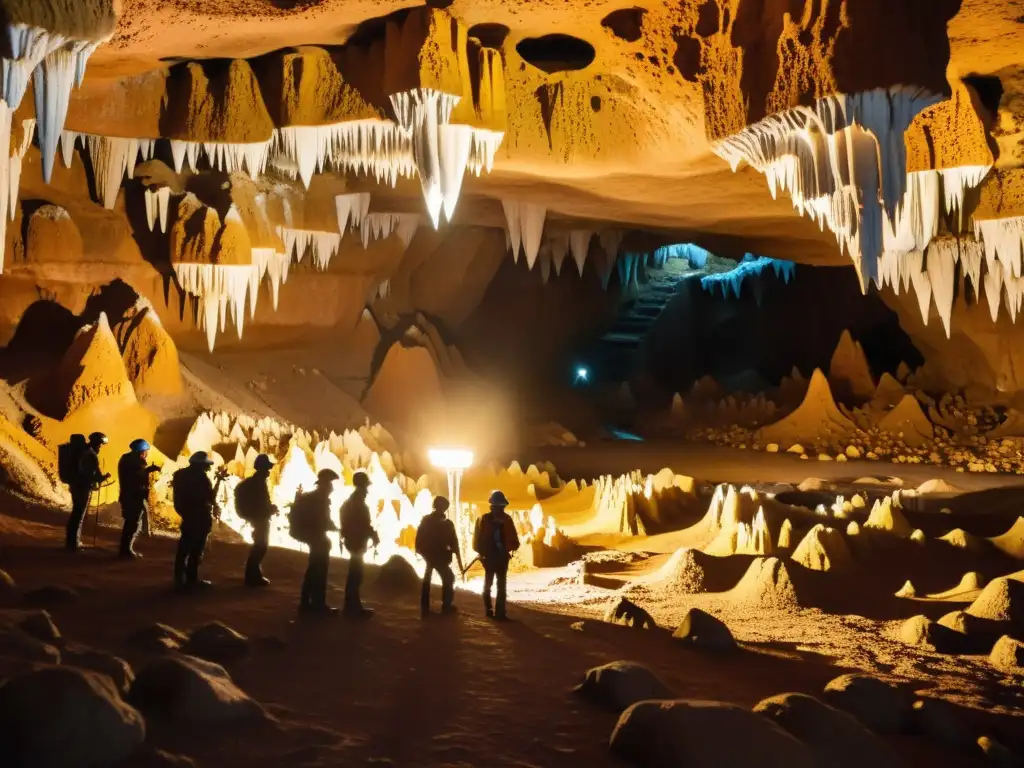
[182,621,250,665]
[125,623,188,653]
[130,654,265,723]
[603,597,657,629]
[373,555,421,592]
[610,699,818,767]
[0,609,61,644]
[0,666,145,768]
[672,608,737,652]
[573,661,673,713]
[753,692,903,768]
[823,674,912,734]
[62,644,135,695]
[966,577,1024,624]
[989,635,1024,672]
[0,626,60,664]
[911,698,976,751]
[0,569,14,590]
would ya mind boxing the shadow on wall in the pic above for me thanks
[640,265,922,394]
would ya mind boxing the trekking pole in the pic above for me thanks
[91,480,114,547]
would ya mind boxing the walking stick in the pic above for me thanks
[91,480,114,547]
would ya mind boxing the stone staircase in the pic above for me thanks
[584,259,700,385]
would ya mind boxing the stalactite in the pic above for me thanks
[501,200,546,268]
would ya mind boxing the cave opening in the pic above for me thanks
[516,34,596,74]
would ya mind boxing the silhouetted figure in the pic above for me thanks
[472,490,520,620]
[117,439,159,559]
[172,452,223,590]
[340,470,379,617]
[416,496,463,616]
[290,469,339,615]
[235,453,277,587]
[64,432,109,551]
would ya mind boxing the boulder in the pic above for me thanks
[672,608,737,652]
[182,622,250,665]
[823,674,912,734]
[898,615,964,654]
[603,597,657,629]
[62,644,135,695]
[574,661,673,713]
[753,692,903,768]
[937,610,1004,653]
[0,666,145,768]
[373,555,422,593]
[126,623,188,653]
[130,654,264,723]
[23,585,79,606]
[610,699,818,767]
[0,610,60,644]
[989,635,1024,672]
[0,627,60,664]
[911,698,976,751]
[978,736,1015,767]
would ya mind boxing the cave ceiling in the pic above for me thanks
[4,0,1024,313]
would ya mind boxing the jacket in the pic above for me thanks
[117,452,151,509]
[234,473,275,522]
[340,490,376,552]
[75,447,103,491]
[472,511,520,561]
[416,512,459,565]
[172,465,215,528]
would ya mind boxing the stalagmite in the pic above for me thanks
[502,200,546,268]
[144,187,172,233]
[335,193,371,237]
[35,39,104,183]
[570,230,592,276]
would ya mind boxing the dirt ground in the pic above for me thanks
[2,491,1022,767]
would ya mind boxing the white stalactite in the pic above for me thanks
[501,199,546,268]
[975,217,1024,281]
[549,235,569,276]
[599,230,623,260]
[248,248,275,318]
[570,230,593,276]
[438,123,473,222]
[9,117,34,221]
[359,213,420,250]
[144,186,172,233]
[173,262,254,352]
[2,24,63,110]
[713,87,946,290]
[278,227,344,268]
[335,193,371,237]
[267,252,291,311]
[34,39,102,183]
[467,129,504,176]
[0,102,12,273]
[926,239,956,337]
[168,138,269,179]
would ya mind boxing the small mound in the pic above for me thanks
[989,635,1024,671]
[873,373,906,410]
[373,555,421,593]
[895,580,916,598]
[731,557,804,610]
[877,395,934,447]
[672,608,736,652]
[130,655,264,724]
[990,517,1024,558]
[938,528,986,553]
[829,330,875,403]
[927,571,986,598]
[652,547,712,593]
[791,524,852,572]
[757,370,857,448]
[864,496,913,538]
[916,478,961,495]
[966,577,1024,623]
[898,615,964,653]
[52,313,138,417]
[182,622,250,665]
[823,674,912,734]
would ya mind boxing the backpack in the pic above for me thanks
[58,435,87,485]
[234,476,262,522]
[287,490,320,544]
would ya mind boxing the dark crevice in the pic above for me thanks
[517,34,595,74]
[964,73,1005,117]
[601,8,646,42]
[469,23,510,49]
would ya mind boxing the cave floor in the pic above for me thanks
[2,499,1022,767]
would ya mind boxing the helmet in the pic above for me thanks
[189,451,214,467]
[351,470,370,488]
[253,454,274,472]
[88,432,108,446]
[488,490,509,507]
[432,496,450,513]
[317,468,340,485]
[129,438,150,453]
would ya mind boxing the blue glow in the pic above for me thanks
[575,366,589,383]
[653,243,711,269]
[700,255,796,298]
